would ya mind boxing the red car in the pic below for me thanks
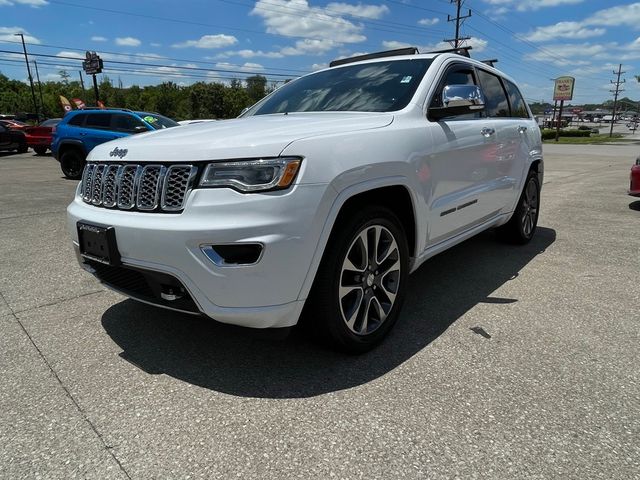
[630,156,640,197]
[0,119,28,131]
[25,118,61,155]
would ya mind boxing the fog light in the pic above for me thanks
[201,244,263,266]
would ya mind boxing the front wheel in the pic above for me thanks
[33,146,47,155]
[304,206,410,353]
[497,170,540,244]
[17,143,28,154]
[60,149,86,179]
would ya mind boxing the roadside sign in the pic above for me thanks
[553,76,575,101]
[82,51,103,75]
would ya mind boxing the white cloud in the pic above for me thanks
[311,62,328,71]
[418,17,439,26]
[0,26,40,44]
[524,42,611,66]
[0,0,48,7]
[325,2,388,19]
[115,36,141,47]
[172,34,238,49]
[583,2,640,28]
[91,36,107,42]
[216,62,264,72]
[527,21,606,42]
[150,42,162,47]
[483,0,583,11]
[251,0,366,44]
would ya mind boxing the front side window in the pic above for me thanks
[112,113,147,133]
[430,64,481,120]
[504,80,530,118]
[476,70,509,118]
[248,59,433,115]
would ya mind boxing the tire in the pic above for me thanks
[496,170,540,244]
[60,149,86,180]
[17,143,28,154]
[304,206,410,353]
[33,146,47,155]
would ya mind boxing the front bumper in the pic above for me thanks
[67,182,332,328]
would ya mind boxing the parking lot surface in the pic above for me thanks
[1,145,638,479]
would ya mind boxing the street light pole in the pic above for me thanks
[14,33,39,122]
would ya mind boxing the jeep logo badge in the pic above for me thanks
[109,147,128,159]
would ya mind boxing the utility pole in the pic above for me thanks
[33,61,45,119]
[78,70,86,91]
[14,33,39,122]
[444,0,471,49]
[609,64,625,138]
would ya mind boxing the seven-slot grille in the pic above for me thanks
[81,163,197,212]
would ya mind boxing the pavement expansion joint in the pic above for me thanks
[12,289,106,315]
[0,290,133,480]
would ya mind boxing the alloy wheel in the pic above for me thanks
[338,225,401,335]
[521,178,539,237]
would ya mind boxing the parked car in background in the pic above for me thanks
[0,123,28,153]
[0,119,29,131]
[25,118,62,155]
[51,109,179,179]
[630,156,640,197]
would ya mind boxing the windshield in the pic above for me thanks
[248,59,433,115]
[136,112,179,129]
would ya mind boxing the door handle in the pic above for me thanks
[481,127,495,137]
[518,126,528,133]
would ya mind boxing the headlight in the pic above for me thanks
[199,157,302,192]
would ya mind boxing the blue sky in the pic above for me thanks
[0,0,638,106]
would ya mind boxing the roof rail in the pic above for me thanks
[77,107,133,112]
[329,47,419,68]
[481,59,498,67]
[425,46,472,57]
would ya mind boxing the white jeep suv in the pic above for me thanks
[67,49,542,352]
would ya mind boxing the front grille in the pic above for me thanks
[80,162,197,213]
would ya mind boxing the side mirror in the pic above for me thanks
[429,85,485,120]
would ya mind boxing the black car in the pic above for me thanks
[0,123,27,153]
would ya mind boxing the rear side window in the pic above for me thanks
[67,114,85,126]
[477,70,509,118]
[85,114,112,129]
[504,80,530,118]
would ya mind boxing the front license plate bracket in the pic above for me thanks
[77,222,121,266]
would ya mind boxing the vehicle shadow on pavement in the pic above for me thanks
[101,227,556,399]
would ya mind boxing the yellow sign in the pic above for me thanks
[553,76,575,101]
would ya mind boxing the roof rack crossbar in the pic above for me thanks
[329,47,419,68]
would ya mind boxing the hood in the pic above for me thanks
[88,112,394,162]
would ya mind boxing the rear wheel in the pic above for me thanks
[60,149,85,179]
[17,143,28,154]
[304,206,410,353]
[497,170,540,244]
[33,146,47,155]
